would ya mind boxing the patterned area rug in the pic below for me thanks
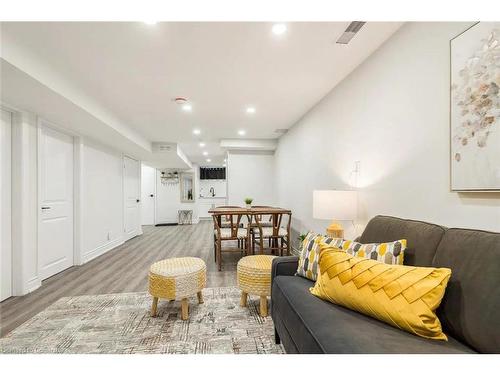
[0,287,284,354]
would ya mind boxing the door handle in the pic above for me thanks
[41,206,51,210]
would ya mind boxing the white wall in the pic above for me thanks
[276,22,500,238]
[4,104,141,295]
[80,139,124,263]
[227,151,276,206]
[156,166,199,224]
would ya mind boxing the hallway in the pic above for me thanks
[0,222,240,337]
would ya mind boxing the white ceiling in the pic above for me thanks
[1,22,401,165]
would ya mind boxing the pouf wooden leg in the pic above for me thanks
[240,291,248,307]
[151,297,158,317]
[260,296,268,317]
[181,298,189,320]
[197,291,204,304]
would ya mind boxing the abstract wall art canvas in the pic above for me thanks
[451,22,500,191]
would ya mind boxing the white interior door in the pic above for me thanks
[141,164,156,226]
[1,109,12,300]
[123,156,141,240]
[39,125,74,281]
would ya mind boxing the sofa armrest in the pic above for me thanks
[271,256,299,282]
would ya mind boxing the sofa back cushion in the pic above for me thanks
[358,216,446,267]
[432,228,500,353]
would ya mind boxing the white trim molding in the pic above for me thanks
[81,237,124,264]
[11,110,40,296]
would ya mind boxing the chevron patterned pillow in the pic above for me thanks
[311,246,451,340]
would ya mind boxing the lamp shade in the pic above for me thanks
[313,190,357,221]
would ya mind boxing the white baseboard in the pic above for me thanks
[82,238,124,264]
[25,276,41,294]
[11,276,41,297]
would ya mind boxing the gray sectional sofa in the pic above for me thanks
[271,215,500,353]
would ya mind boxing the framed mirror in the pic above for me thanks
[180,172,195,203]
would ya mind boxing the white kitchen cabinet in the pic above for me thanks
[198,197,227,218]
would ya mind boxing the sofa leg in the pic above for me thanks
[274,328,281,345]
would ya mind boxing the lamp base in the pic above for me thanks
[326,221,344,239]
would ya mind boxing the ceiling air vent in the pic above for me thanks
[274,129,288,135]
[336,21,366,44]
[152,142,174,153]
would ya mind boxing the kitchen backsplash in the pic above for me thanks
[199,179,227,197]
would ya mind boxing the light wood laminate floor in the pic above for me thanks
[0,221,243,337]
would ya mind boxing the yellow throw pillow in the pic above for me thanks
[311,245,451,341]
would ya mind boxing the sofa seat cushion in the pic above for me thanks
[214,228,248,239]
[271,275,475,354]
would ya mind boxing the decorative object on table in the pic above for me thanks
[160,169,179,185]
[148,257,206,320]
[311,246,452,340]
[450,22,500,191]
[244,197,253,209]
[313,190,357,238]
[294,232,308,255]
[177,209,193,225]
[237,255,276,317]
[298,233,308,242]
[0,287,283,354]
[180,172,195,202]
[296,231,343,281]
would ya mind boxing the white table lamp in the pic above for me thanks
[313,190,357,238]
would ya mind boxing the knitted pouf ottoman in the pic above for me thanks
[237,255,276,317]
[148,257,206,320]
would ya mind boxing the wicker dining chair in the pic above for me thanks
[246,206,274,253]
[218,206,244,228]
[213,206,244,262]
[212,212,251,271]
[249,206,274,228]
[251,211,291,256]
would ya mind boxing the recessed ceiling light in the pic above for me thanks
[203,151,208,156]
[272,23,287,36]
[193,129,201,135]
[206,159,211,162]
[238,130,246,136]
[246,106,256,114]
[182,103,192,112]
[199,142,205,147]
[144,21,157,25]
